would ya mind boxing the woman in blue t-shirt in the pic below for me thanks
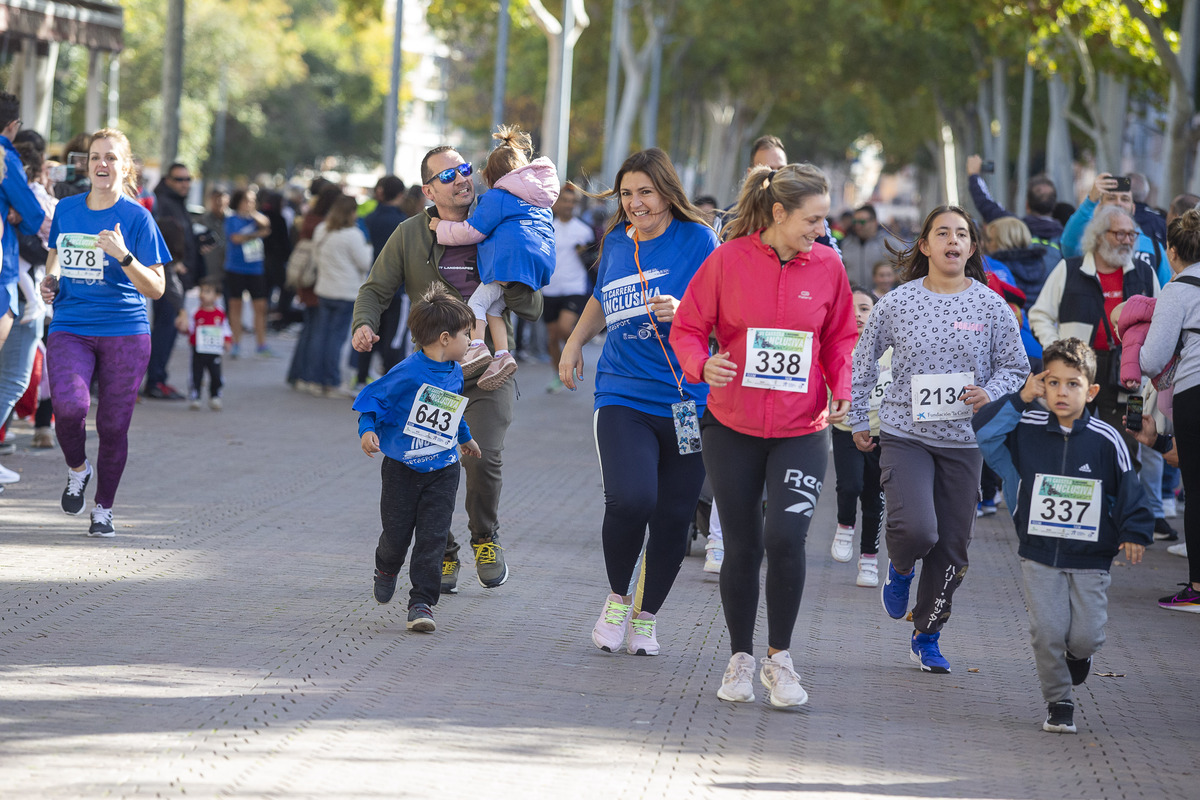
[38,128,172,537]
[559,148,717,658]
[223,188,272,357]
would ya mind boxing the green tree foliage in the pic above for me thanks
[119,0,306,170]
[115,0,397,179]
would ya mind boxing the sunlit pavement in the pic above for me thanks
[0,334,1195,799]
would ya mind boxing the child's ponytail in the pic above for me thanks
[483,124,533,187]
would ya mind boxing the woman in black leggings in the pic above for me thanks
[559,149,717,656]
[672,163,857,707]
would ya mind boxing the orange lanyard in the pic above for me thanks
[631,227,686,400]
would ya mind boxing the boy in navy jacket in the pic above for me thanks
[353,286,482,632]
[973,337,1152,735]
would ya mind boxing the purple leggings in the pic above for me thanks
[46,331,150,509]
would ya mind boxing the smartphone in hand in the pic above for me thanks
[1113,175,1132,193]
[1125,394,1144,432]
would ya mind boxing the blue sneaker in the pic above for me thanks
[881,561,914,619]
[910,630,951,673]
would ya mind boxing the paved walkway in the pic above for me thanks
[0,334,1196,799]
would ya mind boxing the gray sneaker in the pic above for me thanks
[441,558,460,594]
[406,603,436,632]
[472,537,509,588]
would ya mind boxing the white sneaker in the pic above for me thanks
[0,462,20,484]
[591,594,631,653]
[831,524,855,562]
[759,651,808,708]
[189,398,202,410]
[856,555,879,587]
[1162,496,1178,518]
[626,611,659,656]
[704,547,724,574]
[717,652,756,702]
[209,397,223,411]
[1168,542,1189,558]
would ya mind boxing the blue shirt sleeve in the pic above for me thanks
[1060,198,1095,258]
[2,151,45,236]
[971,392,1026,518]
[358,412,378,437]
[463,190,508,238]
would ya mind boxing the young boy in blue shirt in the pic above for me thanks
[973,338,1153,734]
[353,285,481,632]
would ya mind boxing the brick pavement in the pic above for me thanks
[0,335,1196,799]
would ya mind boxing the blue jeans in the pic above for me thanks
[0,308,43,424]
[1139,443,1164,518]
[307,297,354,388]
[145,295,179,388]
[286,305,317,385]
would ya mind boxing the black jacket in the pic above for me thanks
[973,392,1153,570]
[153,181,202,287]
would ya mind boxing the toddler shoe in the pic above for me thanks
[460,342,492,378]
[478,352,518,391]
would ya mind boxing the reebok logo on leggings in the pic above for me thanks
[784,469,822,516]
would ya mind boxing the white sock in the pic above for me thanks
[494,349,510,357]
[470,339,486,347]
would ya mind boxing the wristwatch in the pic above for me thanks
[119,252,134,267]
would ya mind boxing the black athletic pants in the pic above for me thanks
[701,412,829,654]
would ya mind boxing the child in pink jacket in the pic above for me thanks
[431,126,559,390]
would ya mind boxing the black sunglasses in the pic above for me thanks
[425,162,472,185]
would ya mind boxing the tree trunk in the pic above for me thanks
[640,16,663,149]
[1095,70,1129,173]
[1014,61,1034,216]
[161,0,185,167]
[1123,0,1198,197]
[1046,74,1075,203]
[991,57,1009,212]
[529,0,590,170]
[700,95,739,203]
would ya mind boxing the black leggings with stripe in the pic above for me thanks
[594,404,707,614]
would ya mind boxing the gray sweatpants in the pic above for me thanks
[1020,558,1111,704]
[879,434,982,634]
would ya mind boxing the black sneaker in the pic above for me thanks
[0,440,15,456]
[406,603,436,632]
[143,382,185,400]
[61,464,92,515]
[1043,700,1076,733]
[1066,652,1091,686]
[373,569,397,604]
[87,506,115,538]
[441,558,460,594]
[1154,518,1179,541]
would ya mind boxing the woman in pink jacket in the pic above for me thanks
[671,163,858,708]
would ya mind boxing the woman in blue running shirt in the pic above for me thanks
[559,148,717,659]
[223,188,272,357]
